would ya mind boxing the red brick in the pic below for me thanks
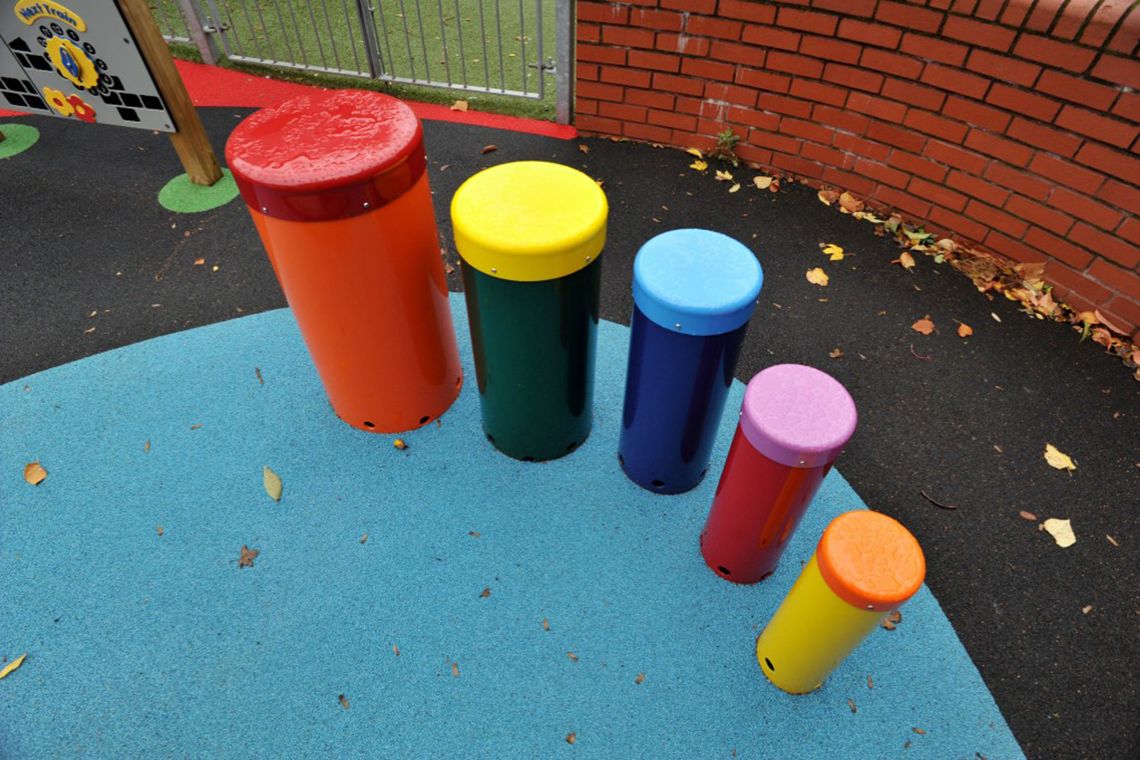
[921,64,990,99]
[577,80,625,103]
[946,169,1010,207]
[1014,35,1097,74]
[1036,70,1119,111]
[705,82,758,107]
[1102,296,1140,335]
[674,96,704,116]
[735,142,776,166]
[671,131,717,153]
[1074,142,1140,185]
[834,132,891,161]
[1000,2,1031,25]
[578,22,601,44]
[942,96,1011,132]
[578,63,599,82]
[812,0,877,16]
[657,33,712,57]
[627,88,675,111]
[1097,179,1140,216]
[847,92,907,122]
[680,57,736,82]
[577,114,623,134]
[577,43,627,66]
[685,15,744,39]
[900,33,968,66]
[662,0,716,12]
[965,49,1041,87]
[875,1,944,33]
[777,7,838,35]
[951,0,978,13]
[790,78,847,107]
[780,116,834,145]
[1005,195,1074,235]
[598,101,648,122]
[1081,1,1133,46]
[966,130,1033,167]
[814,104,871,135]
[1073,224,1140,268]
[941,15,1016,51]
[1052,0,1100,40]
[966,199,1029,237]
[824,63,885,93]
[576,97,598,115]
[652,72,705,97]
[904,109,968,142]
[1089,257,1140,291]
[822,166,878,196]
[1051,187,1125,232]
[870,120,925,151]
[907,175,965,210]
[1045,261,1111,304]
[728,105,781,131]
[889,150,949,181]
[801,141,851,168]
[799,35,863,64]
[984,161,1053,199]
[860,48,925,79]
[709,39,763,64]
[874,184,934,216]
[1023,228,1095,269]
[755,131,802,155]
[602,25,655,49]
[647,108,698,131]
[1091,54,1140,89]
[718,0,777,24]
[1107,9,1140,55]
[773,153,827,179]
[741,24,801,51]
[976,0,1005,20]
[984,231,1043,263]
[599,66,653,89]
[758,93,813,118]
[927,139,989,173]
[1113,93,1140,123]
[856,158,910,188]
[1006,118,1082,158]
[1057,106,1138,150]
[1029,152,1105,194]
[737,67,792,93]
[985,83,1061,122]
[839,18,902,48]
[1117,216,1140,247]
[628,50,681,73]
[882,78,944,111]
[930,206,989,241]
[624,121,674,144]
[630,8,685,31]
[768,51,825,78]
[578,2,628,24]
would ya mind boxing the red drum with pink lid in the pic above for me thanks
[700,364,857,584]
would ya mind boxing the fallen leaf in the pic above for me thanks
[753,176,773,190]
[193,258,205,266]
[450,99,468,112]
[360,533,368,544]
[23,462,46,486]
[156,525,165,536]
[911,318,934,335]
[444,260,456,274]
[912,727,926,735]
[1019,510,1037,521]
[238,545,259,568]
[451,661,460,677]
[144,440,151,453]
[338,693,350,709]
[847,698,857,713]
[439,163,451,172]
[880,610,902,630]
[806,268,829,286]
[567,651,579,663]
[714,169,733,182]
[685,147,704,158]
[211,265,219,272]
[190,423,203,430]
[991,312,1001,322]
[478,144,500,155]
[957,323,973,338]
[263,465,282,502]
[393,438,408,450]
[255,367,264,385]
[542,618,551,631]
[1081,605,1093,615]
[768,179,780,192]
[838,192,864,213]
[468,530,480,538]
[635,673,645,684]
[1107,534,1119,547]
[392,644,400,656]
[829,348,844,359]
[1041,518,1076,548]
[893,251,916,270]
[817,189,839,205]
[728,183,741,193]
[689,159,708,171]
[577,143,589,154]
[867,675,874,689]
[1043,444,1075,471]
[821,243,845,261]
[0,653,27,680]
[479,587,491,598]
[566,732,577,745]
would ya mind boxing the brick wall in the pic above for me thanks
[575,0,1140,340]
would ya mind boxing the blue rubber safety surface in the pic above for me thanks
[1,296,1021,759]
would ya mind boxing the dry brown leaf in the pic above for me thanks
[1043,444,1075,471]
[23,462,46,486]
[578,143,589,154]
[542,618,551,631]
[144,439,151,452]
[817,189,839,206]
[806,268,829,287]
[360,533,368,544]
[1041,518,1076,548]
[753,176,773,190]
[867,675,874,689]
[156,525,165,536]
[893,251,916,271]
[911,318,934,335]
[393,439,408,450]
[1019,510,1037,522]
[635,673,645,684]
[913,727,926,735]
[768,179,780,192]
[193,258,205,266]
[0,653,27,680]
[238,545,259,568]
[566,733,577,745]
[880,610,902,630]
[1081,605,1093,614]
[480,145,497,155]
[838,192,864,213]
[479,587,491,598]
[451,661,460,677]
[957,323,974,338]
[393,644,400,656]
[1107,534,1119,547]
[263,465,282,502]
[847,698,857,713]
[450,100,468,112]
[829,348,844,359]
[567,651,579,663]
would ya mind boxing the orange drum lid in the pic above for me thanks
[817,511,925,612]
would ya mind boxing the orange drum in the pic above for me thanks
[226,90,462,432]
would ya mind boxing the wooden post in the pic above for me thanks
[116,0,222,186]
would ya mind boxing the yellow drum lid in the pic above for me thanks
[450,161,608,282]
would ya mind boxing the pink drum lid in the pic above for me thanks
[739,364,857,468]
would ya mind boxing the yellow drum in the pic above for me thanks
[756,510,925,694]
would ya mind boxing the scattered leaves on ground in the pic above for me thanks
[542,618,551,631]
[393,439,408,451]
[479,587,491,598]
[635,673,645,684]
[255,367,264,385]
[450,100,468,112]
[912,727,926,735]
[480,145,497,154]
[753,176,773,190]
[360,533,368,544]
[238,545,259,568]
[957,323,974,338]
[911,318,935,335]
[817,189,839,206]
[1043,444,1075,471]
[566,732,577,745]
[685,147,703,159]
[193,257,205,266]
[1041,518,1076,548]
[338,694,350,709]
[1107,535,1119,547]
[893,251,916,271]
[867,675,874,689]
[451,661,460,677]
[1019,511,1038,522]
[829,348,844,359]
[156,525,165,536]
[847,698,857,713]
[144,439,151,453]
[23,462,46,486]
[806,268,829,286]
[689,159,708,172]
[577,143,589,154]
[1082,605,1093,615]
[567,651,579,663]
[820,243,845,261]
[881,611,902,630]
[838,192,864,213]
[263,465,282,502]
[728,183,741,193]
[0,654,27,680]
[392,644,400,656]
[714,170,733,182]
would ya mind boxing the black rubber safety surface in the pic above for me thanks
[1,110,1138,760]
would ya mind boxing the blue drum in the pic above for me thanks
[618,229,763,494]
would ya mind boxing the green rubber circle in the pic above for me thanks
[0,124,40,159]
[158,168,240,213]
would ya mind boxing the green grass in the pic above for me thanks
[150,0,557,119]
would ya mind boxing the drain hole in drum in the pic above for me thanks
[419,415,430,425]
[522,456,535,463]
[764,657,775,672]
[363,421,375,429]
[486,433,495,444]
[566,442,578,452]
[652,479,665,489]
[718,566,731,576]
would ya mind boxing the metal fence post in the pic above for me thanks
[555,0,573,125]
[176,0,220,65]
[355,0,385,78]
